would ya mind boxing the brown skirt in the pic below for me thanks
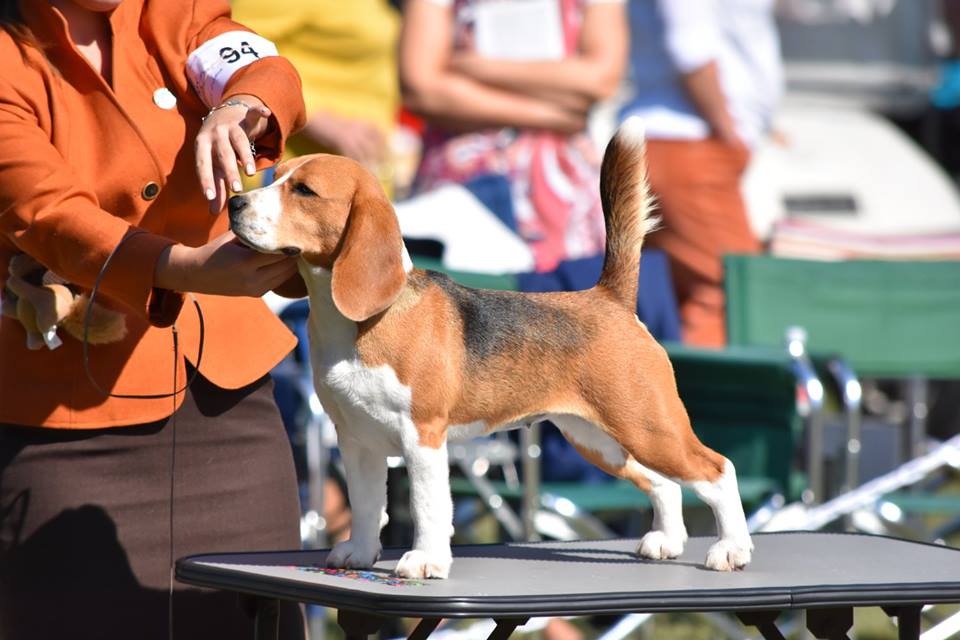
[0,371,304,640]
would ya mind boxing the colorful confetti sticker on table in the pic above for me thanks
[293,566,425,587]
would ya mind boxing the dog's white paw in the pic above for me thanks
[704,538,753,571]
[326,540,382,569]
[394,550,452,579]
[637,530,686,560]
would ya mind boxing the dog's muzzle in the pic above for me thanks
[227,194,300,256]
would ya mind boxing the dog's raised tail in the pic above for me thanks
[596,117,657,311]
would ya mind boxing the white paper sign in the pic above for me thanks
[474,0,565,60]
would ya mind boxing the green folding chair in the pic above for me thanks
[724,254,960,518]
[668,344,808,506]
[725,255,960,379]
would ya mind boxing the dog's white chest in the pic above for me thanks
[298,272,415,451]
[313,355,414,450]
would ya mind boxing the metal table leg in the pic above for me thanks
[806,607,853,640]
[737,610,787,640]
[337,609,386,640]
[254,598,279,640]
[883,605,923,640]
[487,618,529,640]
[408,618,443,640]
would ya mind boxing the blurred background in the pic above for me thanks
[248,1,960,638]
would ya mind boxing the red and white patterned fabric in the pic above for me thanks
[412,0,608,273]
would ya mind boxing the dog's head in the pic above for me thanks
[229,154,407,322]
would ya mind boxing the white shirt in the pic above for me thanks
[621,0,784,146]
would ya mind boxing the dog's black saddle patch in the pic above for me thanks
[421,270,585,363]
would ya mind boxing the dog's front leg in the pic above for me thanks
[395,437,453,579]
[326,437,388,569]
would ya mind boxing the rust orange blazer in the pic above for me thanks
[0,0,307,428]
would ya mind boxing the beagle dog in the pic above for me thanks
[228,119,753,579]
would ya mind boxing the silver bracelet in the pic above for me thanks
[203,99,258,155]
[202,98,254,122]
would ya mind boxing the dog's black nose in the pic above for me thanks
[228,195,248,218]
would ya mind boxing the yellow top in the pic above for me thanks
[231,0,400,169]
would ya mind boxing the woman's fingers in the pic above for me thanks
[249,256,299,295]
[198,130,237,214]
[214,126,243,194]
[209,230,238,247]
[210,171,229,215]
[259,255,299,279]
[230,126,257,177]
[194,135,217,205]
[196,99,271,211]
[237,244,297,267]
[242,105,272,138]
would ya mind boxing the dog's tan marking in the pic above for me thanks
[356,279,464,449]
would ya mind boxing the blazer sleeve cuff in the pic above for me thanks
[147,287,186,328]
[98,231,184,326]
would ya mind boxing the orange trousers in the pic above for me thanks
[645,138,762,348]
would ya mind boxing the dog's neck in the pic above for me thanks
[296,244,414,355]
[298,262,356,356]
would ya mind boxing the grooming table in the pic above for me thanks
[176,532,960,640]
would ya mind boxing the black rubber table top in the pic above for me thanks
[176,533,960,618]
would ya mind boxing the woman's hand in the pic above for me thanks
[301,111,386,169]
[154,232,298,297]
[195,94,272,215]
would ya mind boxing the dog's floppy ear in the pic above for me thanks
[330,185,406,322]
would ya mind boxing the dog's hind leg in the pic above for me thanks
[579,349,753,570]
[629,464,688,561]
[395,427,454,579]
[626,429,752,571]
[326,436,388,569]
[550,415,688,561]
[683,457,753,571]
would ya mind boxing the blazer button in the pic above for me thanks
[141,182,160,201]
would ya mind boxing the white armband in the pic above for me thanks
[186,31,279,108]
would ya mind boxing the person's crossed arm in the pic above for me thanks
[400,0,627,134]
[446,1,628,115]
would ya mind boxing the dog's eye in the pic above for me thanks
[293,182,317,197]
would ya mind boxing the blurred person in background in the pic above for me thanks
[398,0,686,476]
[400,0,683,342]
[399,0,627,278]
[400,3,629,638]
[231,0,400,196]
[620,0,783,348]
